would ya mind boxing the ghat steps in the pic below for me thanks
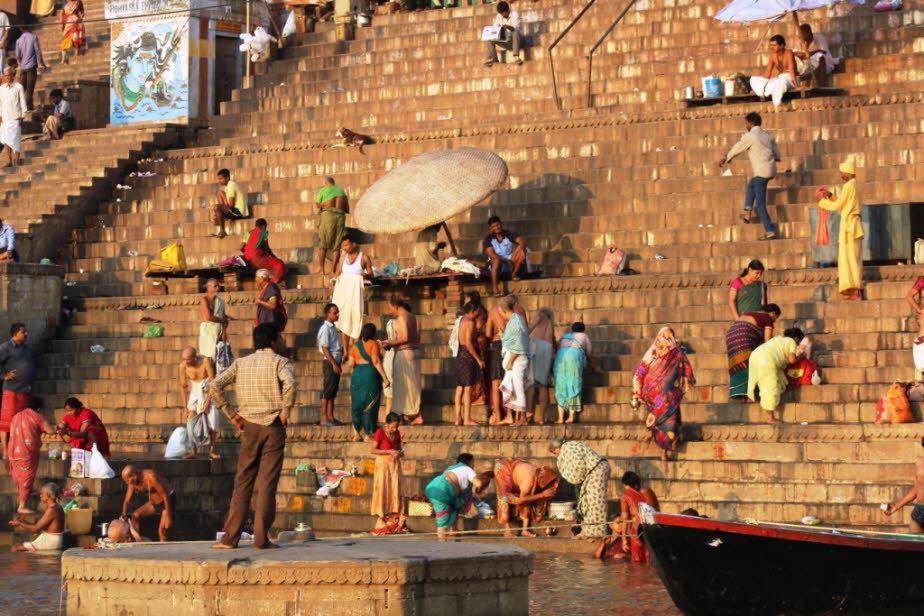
[2,0,924,537]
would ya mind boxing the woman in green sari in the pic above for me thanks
[347,323,390,442]
[728,260,767,319]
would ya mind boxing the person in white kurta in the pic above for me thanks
[0,68,27,166]
[330,235,372,353]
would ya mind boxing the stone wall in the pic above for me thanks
[0,262,63,347]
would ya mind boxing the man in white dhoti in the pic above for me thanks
[198,278,228,360]
[794,24,836,87]
[330,234,372,354]
[0,67,27,167]
[383,298,422,425]
[178,347,220,459]
[498,296,532,425]
[749,35,798,108]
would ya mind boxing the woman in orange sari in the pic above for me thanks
[493,457,559,537]
[60,0,85,64]
[8,397,56,514]
[241,218,286,284]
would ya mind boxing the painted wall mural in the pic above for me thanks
[110,16,190,124]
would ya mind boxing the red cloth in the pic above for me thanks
[0,390,29,432]
[913,277,924,293]
[622,487,650,564]
[243,228,286,283]
[787,358,818,389]
[61,408,111,457]
[373,427,401,451]
[8,407,46,502]
[815,208,829,246]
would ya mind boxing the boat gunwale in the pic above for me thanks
[649,512,924,552]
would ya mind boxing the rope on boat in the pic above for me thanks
[742,518,921,540]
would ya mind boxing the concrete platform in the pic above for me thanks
[62,539,533,616]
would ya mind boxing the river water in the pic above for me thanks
[0,550,680,615]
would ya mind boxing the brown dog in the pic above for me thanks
[332,127,374,154]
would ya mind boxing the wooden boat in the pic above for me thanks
[641,508,924,616]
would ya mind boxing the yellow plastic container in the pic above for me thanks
[67,508,93,536]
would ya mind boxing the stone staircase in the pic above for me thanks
[3,0,924,540]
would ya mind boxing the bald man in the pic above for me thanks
[120,465,175,542]
[179,347,220,458]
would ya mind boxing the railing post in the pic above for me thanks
[586,0,638,109]
[547,0,597,111]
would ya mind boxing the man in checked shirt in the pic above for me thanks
[210,323,296,549]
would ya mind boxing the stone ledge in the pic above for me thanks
[62,540,532,586]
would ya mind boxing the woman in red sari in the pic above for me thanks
[241,218,286,284]
[595,471,660,563]
[60,0,85,64]
[57,397,110,457]
[633,327,695,461]
[8,396,55,513]
[493,457,560,537]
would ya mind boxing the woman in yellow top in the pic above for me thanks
[816,159,863,301]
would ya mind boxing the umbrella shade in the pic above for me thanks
[715,0,864,22]
[353,147,509,235]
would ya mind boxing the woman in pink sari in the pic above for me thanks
[60,0,85,64]
[7,396,55,514]
[241,218,286,284]
[632,327,695,461]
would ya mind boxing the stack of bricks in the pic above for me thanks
[2,0,924,537]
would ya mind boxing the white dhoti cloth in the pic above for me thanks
[1,120,21,153]
[187,379,219,437]
[383,319,397,399]
[331,273,364,341]
[22,532,63,551]
[914,339,924,380]
[393,348,421,416]
[199,322,221,360]
[500,351,532,413]
[749,73,795,107]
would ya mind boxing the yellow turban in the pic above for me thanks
[839,159,856,175]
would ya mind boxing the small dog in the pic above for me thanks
[332,127,374,154]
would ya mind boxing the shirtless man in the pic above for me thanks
[484,295,528,425]
[454,302,485,426]
[120,465,176,542]
[749,34,798,107]
[9,483,65,551]
[179,347,220,459]
[884,437,924,533]
[526,308,555,424]
[383,299,422,424]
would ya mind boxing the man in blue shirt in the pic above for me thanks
[0,323,35,457]
[0,217,15,262]
[14,27,46,110]
[43,88,74,140]
[317,302,344,427]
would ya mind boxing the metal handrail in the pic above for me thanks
[586,0,638,108]
[548,0,598,111]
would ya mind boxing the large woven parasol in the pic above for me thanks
[353,147,508,234]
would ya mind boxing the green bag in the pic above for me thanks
[143,324,164,338]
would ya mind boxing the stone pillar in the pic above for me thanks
[334,0,354,41]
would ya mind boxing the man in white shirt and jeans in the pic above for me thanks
[719,112,782,240]
[485,2,523,67]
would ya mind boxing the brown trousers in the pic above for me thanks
[220,417,285,548]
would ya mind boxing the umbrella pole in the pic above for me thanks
[755,21,773,53]
[442,222,459,257]
[791,10,800,29]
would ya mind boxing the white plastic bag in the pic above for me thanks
[164,427,189,458]
[87,443,115,479]
[282,10,296,37]
[915,238,924,265]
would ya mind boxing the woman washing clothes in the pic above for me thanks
[425,453,493,541]
[725,303,781,399]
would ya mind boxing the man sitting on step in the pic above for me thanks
[749,34,798,107]
[0,217,17,262]
[793,24,836,88]
[484,2,524,67]
[484,215,529,296]
[212,168,249,239]
[42,88,75,141]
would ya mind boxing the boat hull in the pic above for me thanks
[642,513,924,616]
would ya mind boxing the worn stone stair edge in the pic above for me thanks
[75,265,919,312]
[162,91,924,161]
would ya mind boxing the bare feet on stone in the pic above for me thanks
[211,542,235,549]
[521,529,537,538]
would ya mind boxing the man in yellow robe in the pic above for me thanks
[817,159,863,301]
